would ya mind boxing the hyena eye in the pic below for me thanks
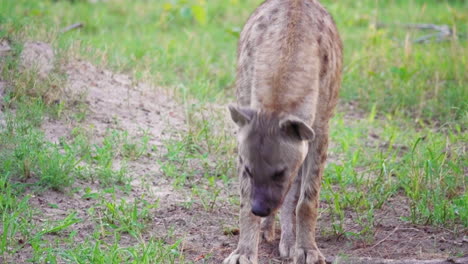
[272,168,286,181]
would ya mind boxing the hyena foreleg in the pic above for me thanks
[279,173,301,258]
[294,127,329,264]
[223,165,261,264]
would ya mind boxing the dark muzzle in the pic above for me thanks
[251,200,271,217]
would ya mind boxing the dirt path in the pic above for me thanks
[13,42,467,263]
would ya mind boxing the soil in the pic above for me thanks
[4,42,468,263]
[20,42,55,79]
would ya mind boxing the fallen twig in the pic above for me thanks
[376,22,450,32]
[60,22,84,33]
[369,226,399,249]
[376,22,459,43]
[439,236,463,246]
[368,226,424,250]
[397,23,450,32]
[326,256,468,264]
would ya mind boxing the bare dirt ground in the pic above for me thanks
[9,42,468,263]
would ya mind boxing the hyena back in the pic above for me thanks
[225,0,342,264]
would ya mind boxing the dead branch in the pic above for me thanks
[369,226,399,249]
[326,256,468,264]
[60,23,84,33]
[376,22,450,32]
[398,23,450,32]
[375,22,457,43]
[439,236,463,246]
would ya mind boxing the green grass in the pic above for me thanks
[59,239,182,264]
[94,195,159,235]
[2,0,466,121]
[322,112,467,238]
[0,0,467,262]
[0,43,166,261]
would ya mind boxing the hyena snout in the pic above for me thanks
[250,186,281,217]
[251,199,271,217]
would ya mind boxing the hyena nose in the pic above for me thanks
[251,203,271,217]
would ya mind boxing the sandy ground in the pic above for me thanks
[3,42,467,263]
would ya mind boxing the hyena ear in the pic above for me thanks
[228,105,255,127]
[279,116,315,141]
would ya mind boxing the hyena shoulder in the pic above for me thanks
[236,0,342,122]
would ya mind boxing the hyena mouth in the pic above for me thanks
[251,204,271,217]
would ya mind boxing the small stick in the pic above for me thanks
[369,226,399,249]
[376,22,450,32]
[439,236,463,246]
[397,227,423,232]
[326,256,468,264]
[60,23,84,33]
[376,22,455,43]
[399,23,450,33]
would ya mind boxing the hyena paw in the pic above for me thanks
[294,247,325,264]
[261,226,275,242]
[261,216,276,242]
[279,238,295,258]
[223,250,257,264]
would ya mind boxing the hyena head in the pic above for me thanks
[229,105,315,217]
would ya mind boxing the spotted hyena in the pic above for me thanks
[224,0,342,263]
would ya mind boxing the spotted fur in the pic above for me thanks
[224,0,342,263]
